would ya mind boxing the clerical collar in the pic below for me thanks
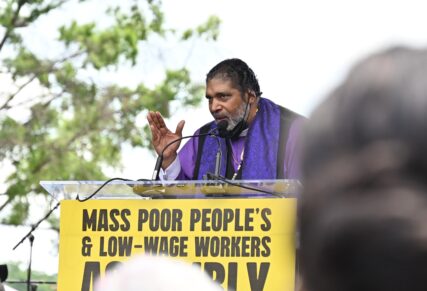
[238,105,258,138]
[239,128,249,137]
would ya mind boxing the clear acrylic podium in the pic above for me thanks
[40,179,300,200]
[41,179,300,291]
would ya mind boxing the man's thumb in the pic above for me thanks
[175,120,185,136]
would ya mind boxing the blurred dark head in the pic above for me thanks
[300,46,427,291]
[300,189,427,291]
[0,264,7,282]
[302,46,427,185]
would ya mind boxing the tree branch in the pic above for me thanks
[8,87,64,114]
[0,0,27,52]
[0,74,37,110]
[19,0,68,27]
[0,195,13,212]
[0,50,84,113]
[25,112,100,176]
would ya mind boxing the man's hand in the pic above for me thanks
[147,111,185,169]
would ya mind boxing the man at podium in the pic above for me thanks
[147,58,305,180]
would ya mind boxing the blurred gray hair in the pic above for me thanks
[95,255,223,291]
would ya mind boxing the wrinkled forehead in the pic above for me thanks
[207,73,240,89]
[206,78,240,96]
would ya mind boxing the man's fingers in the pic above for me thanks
[148,111,161,129]
[155,111,167,129]
[147,111,160,128]
[175,120,185,136]
[148,113,161,143]
[149,124,159,141]
[147,112,153,123]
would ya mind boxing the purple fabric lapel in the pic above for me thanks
[241,98,281,179]
[197,98,281,180]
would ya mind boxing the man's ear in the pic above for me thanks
[247,90,257,104]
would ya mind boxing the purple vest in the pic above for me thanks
[195,98,297,179]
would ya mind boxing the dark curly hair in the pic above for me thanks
[206,58,262,98]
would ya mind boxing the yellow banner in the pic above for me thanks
[59,198,296,291]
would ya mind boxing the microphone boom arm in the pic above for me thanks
[151,120,229,181]
[152,131,217,180]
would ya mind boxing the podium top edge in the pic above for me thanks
[40,179,300,184]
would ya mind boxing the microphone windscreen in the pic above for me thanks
[217,120,229,137]
[217,120,228,130]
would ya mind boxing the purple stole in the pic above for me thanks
[195,98,283,180]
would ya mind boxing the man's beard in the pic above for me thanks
[219,102,248,131]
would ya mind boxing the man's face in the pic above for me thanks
[206,78,247,131]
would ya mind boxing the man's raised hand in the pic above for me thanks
[147,111,185,169]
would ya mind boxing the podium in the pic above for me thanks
[41,179,299,291]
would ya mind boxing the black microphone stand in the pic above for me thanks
[13,201,60,251]
[13,202,60,291]
[27,234,35,291]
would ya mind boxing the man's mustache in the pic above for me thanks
[212,112,230,120]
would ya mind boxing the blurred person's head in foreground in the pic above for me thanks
[95,255,222,291]
[299,46,427,291]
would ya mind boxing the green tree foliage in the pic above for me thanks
[5,262,57,291]
[0,0,220,225]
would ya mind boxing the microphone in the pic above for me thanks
[216,119,229,138]
[151,121,227,180]
[213,120,228,177]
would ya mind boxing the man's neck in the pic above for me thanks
[246,99,259,126]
